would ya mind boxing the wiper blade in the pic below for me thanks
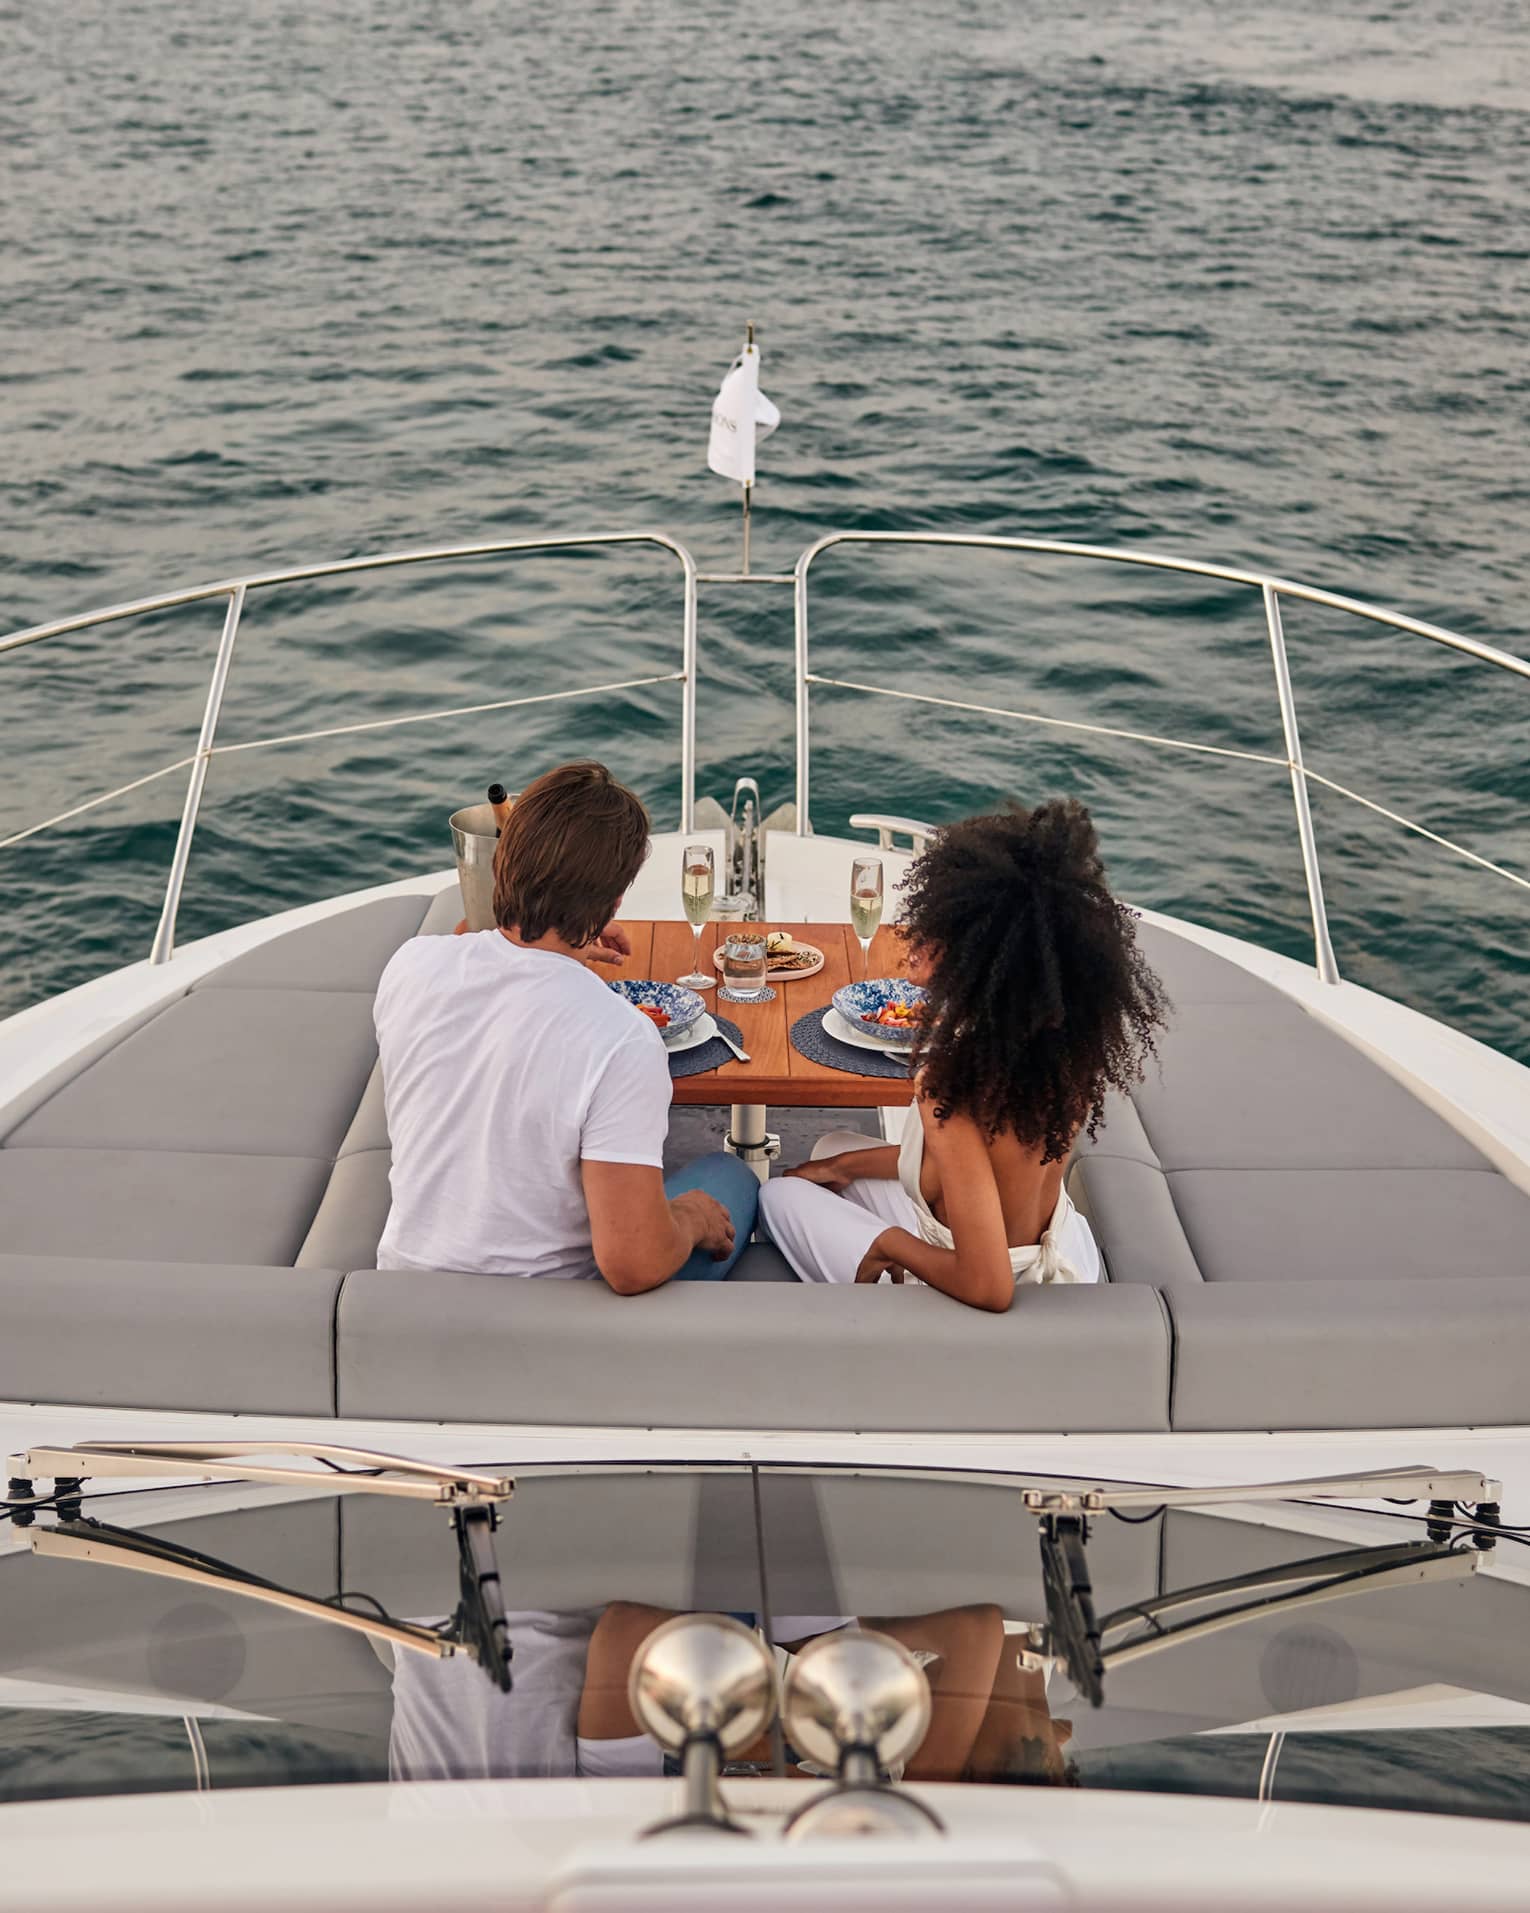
[30,1517,456,1664]
[15,1441,520,1691]
[1099,1538,1478,1674]
[1028,1463,1501,1709]
[9,1440,513,1506]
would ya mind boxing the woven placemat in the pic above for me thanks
[668,1014,746,1080]
[788,1009,911,1079]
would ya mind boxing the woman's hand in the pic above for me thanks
[855,1231,909,1285]
[783,1159,853,1193]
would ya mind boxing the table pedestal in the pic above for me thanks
[724,1102,780,1184]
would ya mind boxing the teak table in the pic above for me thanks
[609,919,914,1177]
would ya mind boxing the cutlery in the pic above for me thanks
[712,1026,751,1064]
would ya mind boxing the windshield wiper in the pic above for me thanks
[1023,1465,1501,1709]
[8,1439,512,1504]
[10,1441,516,1691]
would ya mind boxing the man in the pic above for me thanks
[374,760,755,1288]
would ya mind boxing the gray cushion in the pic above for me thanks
[1135,920,1274,1004]
[297,1150,393,1271]
[194,895,431,993]
[1078,1090,1160,1168]
[0,996,189,1145]
[1168,1166,1530,1285]
[337,1064,389,1157]
[0,1148,333,1265]
[8,989,379,1158]
[1077,1157,1203,1288]
[418,884,466,935]
[1166,1278,1530,1430]
[726,1242,798,1283]
[1135,1000,1488,1172]
[0,1253,340,1412]
[336,1275,1172,1431]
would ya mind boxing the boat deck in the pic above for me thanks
[1,883,1528,1434]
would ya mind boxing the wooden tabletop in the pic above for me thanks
[608,920,914,1108]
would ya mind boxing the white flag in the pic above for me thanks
[707,340,779,486]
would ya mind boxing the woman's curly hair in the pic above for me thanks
[902,799,1169,1161]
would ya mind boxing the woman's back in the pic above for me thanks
[912,1111,1065,1250]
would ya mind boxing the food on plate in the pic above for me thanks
[713,932,823,975]
[862,1000,920,1030]
[636,1003,671,1029]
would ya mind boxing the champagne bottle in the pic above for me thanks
[487,784,513,833]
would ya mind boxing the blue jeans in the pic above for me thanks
[663,1151,759,1281]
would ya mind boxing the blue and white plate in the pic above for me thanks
[609,977,708,1039]
[830,978,927,1047]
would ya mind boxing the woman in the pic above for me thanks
[760,799,1169,1310]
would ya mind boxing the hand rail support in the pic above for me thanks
[150,585,246,966]
[1262,583,1340,984]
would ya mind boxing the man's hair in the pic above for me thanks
[902,799,1170,1161]
[492,761,649,946]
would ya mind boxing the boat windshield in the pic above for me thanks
[2,1462,1527,1821]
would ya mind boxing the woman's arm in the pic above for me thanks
[857,1105,1016,1312]
[783,1143,900,1189]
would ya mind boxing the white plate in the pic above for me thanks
[665,1012,718,1056]
[712,939,825,982]
[822,1007,913,1057]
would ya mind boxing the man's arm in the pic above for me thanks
[582,1159,734,1295]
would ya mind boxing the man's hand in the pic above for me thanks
[783,1159,853,1193]
[585,921,634,967]
[584,1161,734,1294]
[671,1187,735,1260]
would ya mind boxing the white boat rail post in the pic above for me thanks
[150,585,247,965]
[794,542,813,831]
[1261,582,1340,985]
[678,541,699,834]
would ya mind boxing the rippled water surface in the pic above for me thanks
[3,0,1528,1052]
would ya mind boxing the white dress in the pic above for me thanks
[759,1103,1102,1287]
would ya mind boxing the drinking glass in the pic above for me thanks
[679,843,716,989]
[720,930,772,1003]
[849,856,884,980]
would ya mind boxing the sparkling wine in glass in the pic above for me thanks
[850,856,885,980]
[679,843,716,989]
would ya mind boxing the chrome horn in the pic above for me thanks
[628,1613,778,1838]
[781,1628,944,1839]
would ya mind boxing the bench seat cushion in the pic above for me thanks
[193,894,433,993]
[1165,1278,1530,1430]
[0,1148,334,1266]
[335,1273,1173,1432]
[0,1253,341,1414]
[1079,924,1530,1301]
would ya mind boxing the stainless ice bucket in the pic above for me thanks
[449,800,516,933]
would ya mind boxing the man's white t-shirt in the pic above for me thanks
[373,930,671,1278]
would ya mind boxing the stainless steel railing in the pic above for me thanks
[0,533,699,964]
[792,531,1530,985]
[4,525,1528,985]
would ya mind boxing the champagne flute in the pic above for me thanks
[849,856,884,981]
[679,843,716,989]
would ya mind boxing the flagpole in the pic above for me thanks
[741,322,755,575]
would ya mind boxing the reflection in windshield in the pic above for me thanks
[2,1464,1527,1822]
[385,1602,1073,1786]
